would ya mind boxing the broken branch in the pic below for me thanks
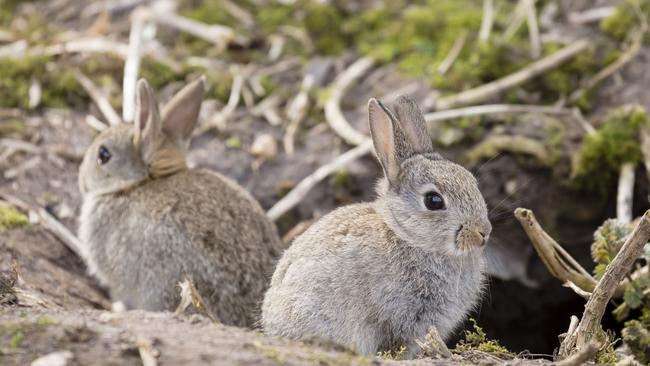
[73,70,122,126]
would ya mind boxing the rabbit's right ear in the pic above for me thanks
[161,76,206,146]
[133,79,162,164]
[368,98,399,186]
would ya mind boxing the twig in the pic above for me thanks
[123,7,148,123]
[284,75,315,156]
[85,115,109,132]
[204,70,244,131]
[175,278,219,323]
[616,162,635,225]
[568,7,616,24]
[479,0,494,42]
[151,9,245,49]
[324,57,375,146]
[437,32,467,75]
[267,140,373,221]
[0,190,84,259]
[424,104,572,124]
[568,30,643,104]
[0,138,66,168]
[4,156,42,179]
[503,0,527,42]
[561,209,650,356]
[514,208,605,296]
[417,325,452,358]
[556,341,599,366]
[136,336,158,366]
[467,135,553,166]
[524,0,541,58]
[434,39,591,110]
[221,0,255,29]
[563,281,591,300]
[73,70,122,126]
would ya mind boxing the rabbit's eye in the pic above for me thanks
[97,145,111,165]
[424,191,445,210]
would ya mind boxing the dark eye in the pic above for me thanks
[424,191,445,210]
[97,145,111,165]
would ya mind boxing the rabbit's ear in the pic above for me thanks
[393,95,433,154]
[133,79,162,164]
[161,76,206,144]
[368,98,400,186]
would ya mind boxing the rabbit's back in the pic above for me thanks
[262,202,485,354]
[80,169,280,326]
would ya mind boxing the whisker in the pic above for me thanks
[474,152,503,183]
[488,176,537,215]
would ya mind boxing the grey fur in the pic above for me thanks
[261,96,491,356]
[78,78,281,327]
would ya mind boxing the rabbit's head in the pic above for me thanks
[369,96,491,256]
[79,77,206,196]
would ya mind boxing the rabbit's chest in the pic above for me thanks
[392,254,485,339]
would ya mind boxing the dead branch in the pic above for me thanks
[267,140,373,221]
[563,281,591,300]
[568,30,643,104]
[4,156,41,179]
[616,162,635,225]
[175,278,219,323]
[122,7,149,123]
[284,74,315,156]
[424,104,572,124]
[434,39,591,110]
[136,336,158,366]
[556,341,599,366]
[73,69,122,126]
[502,0,527,42]
[568,7,616,24]
[513,208,603,296]
[204,69,244,131]
[561,209,650,356]
[437,32,467,75]
[417,325,452,358]
[467,135,553,166]
[0,138,66,168]
[0,190,84,259]
[479,0,494,42]
[85,115,109,132]
[324,57,375,146]
[524,0,541,58]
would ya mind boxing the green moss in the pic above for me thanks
[590,219,632,278]
[140,58,179,90]
[571,105,649,195]
[623,319,650,364]
[225,136,241,149]
[253,340,284,364]
[9,331,23,349]
[454,319,514,358]
[35,316,57,326]
[0,56,86,109]
[377,345,407,360]
[596,329,620,364]
[600,0,650,42]
[333,170,351,188]
[0,205,28,231]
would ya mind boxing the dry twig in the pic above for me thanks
[560,209,650,356]
[136,336,158,366]
[434,39,591,110]
[616,162,635,225]
[175,278,219,323]
[0,191,84,259]
[267,140,373,221]
[524,0,541,58]
[284,75,315,156]
[424,104,572,124]
[556,341,599,366]
[122,7,149,123]
[479,0,494,42]
[437,32,467,75]
[324,57,375,146]
[640,124,650,185]
[73,69,122,126]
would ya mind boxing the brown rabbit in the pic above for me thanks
[78,77,282,327]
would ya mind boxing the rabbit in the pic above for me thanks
[78,77,282,327]
[261,95,491,357]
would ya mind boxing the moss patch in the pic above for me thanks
[0,205,28,231]
[571,105,649,195]
[454,319,514,358]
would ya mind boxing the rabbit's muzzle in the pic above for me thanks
[456,224,488,251]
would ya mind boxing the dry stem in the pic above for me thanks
[479,0,494,42]
[324,57,375,146]
[424,104,572,124]
[433,39,591,110]
[561,209,650,356]
[524,0,541,58]
[616,162,635,225]
[73,70,122,126]
[122,7,148,123]
[437,32,468,75]
[267,140,373,221]
[556,341,599,366]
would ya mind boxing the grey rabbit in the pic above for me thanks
[261,96,491,356]
[78,77,282,327]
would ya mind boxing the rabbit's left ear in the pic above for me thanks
[133,79,162,164]
[161,76,206,145]
[393,95,433,154]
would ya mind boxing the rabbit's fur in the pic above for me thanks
[261,96,491,356]
[78,78,281,327]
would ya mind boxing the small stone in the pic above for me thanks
[31,350,73,366]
